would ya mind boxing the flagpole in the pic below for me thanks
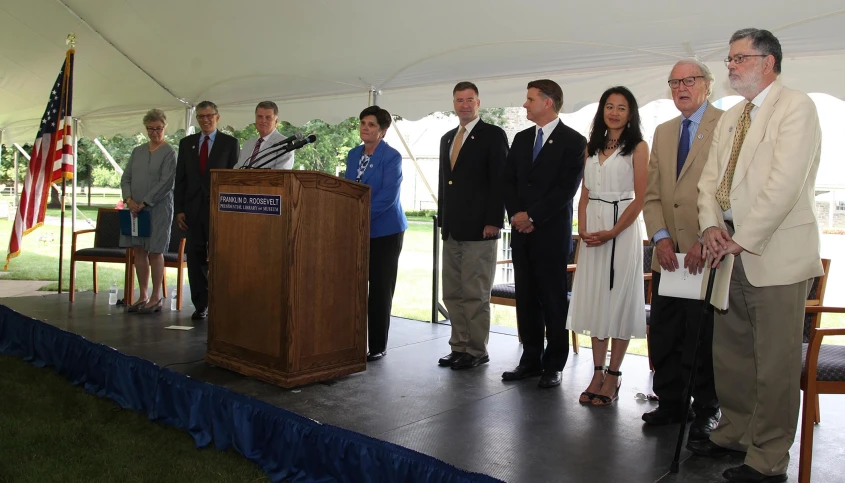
[58,177,66,294]
[57,34,77,295]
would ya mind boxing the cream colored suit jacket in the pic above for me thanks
[233,130,295,170]
[644,103,722,272]
[697,80,823,287]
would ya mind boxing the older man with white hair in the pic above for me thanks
[642,58,723,440]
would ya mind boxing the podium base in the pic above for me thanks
[205,350,366,388]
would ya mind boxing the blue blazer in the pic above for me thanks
[345,140,408,238]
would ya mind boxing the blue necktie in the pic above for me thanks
[532,127,544,162]
[676,119,691,179]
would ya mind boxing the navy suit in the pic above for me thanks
[345,140,407,353]
[503,121,586,371]
[174,130,239,311]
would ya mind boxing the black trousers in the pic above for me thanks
[649,270,718,412]
[185,204,209,311]
[368,231,404,353]
[511,235,570,372]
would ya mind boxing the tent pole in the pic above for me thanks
[13,151,18,204]
[71,118,78,236]
[185,106,194,135]
[390,122,437,205]
[92,138,123,175]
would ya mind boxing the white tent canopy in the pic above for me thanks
[1,0,844,144]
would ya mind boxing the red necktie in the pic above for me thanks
[248,137,264,166]
[199,136,209,174]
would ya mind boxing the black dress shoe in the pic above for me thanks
[642,405,695,426]
[689,409,720,442]
[502,365,543,381]
[687,438,746,458]
[191,308,208,320]
[538,370,562,388]
[366,351,386,362]
[723,464,787,483]
[450,353,489,370]
[438,351,463,366]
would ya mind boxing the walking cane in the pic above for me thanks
[670,263,719,473]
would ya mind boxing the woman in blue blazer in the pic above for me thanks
[345,106,408,362]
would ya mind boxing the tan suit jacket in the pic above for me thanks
[697,80,823,287]
[644,103,722,272]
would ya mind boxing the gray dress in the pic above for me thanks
[119,143,177,253]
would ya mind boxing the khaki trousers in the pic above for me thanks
[442,237,498,357]
[710,252,808,475]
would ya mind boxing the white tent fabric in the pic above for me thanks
[1,0,844,144]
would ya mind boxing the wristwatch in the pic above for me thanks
[528,216,534,223]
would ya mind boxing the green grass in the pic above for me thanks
[3,216,842,354]
[0,218,181,292]
[0,354,270,483]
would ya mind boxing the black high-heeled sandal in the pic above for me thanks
[127,299,148,313]
[592,369,622,406]
[579,366,605,404]
[138,298,163,314]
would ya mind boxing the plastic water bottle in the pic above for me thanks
[108,283,118,305]
[170,289,178,311]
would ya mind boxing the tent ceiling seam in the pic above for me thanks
[55,0,191,108]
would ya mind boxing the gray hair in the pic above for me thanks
[255,101,279,115]
[730,28,782,74]
[671,58,715,97]
[195,100,219,114]
[142,108,167,125]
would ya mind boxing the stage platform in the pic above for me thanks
[1,291,843,482]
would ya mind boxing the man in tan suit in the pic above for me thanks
[642,59,722,441]
[692,29,823,483]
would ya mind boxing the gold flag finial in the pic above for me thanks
[66,33,76,49]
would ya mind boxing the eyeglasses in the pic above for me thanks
[668,76,705,89]
[145,126,164,132]
[196,114,218,120]
[724,54,768,66]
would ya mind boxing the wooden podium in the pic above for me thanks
[205,170,370,388]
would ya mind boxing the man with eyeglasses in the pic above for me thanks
[642,59,722,441]
[692,29,823,483]
[174,100,240,319]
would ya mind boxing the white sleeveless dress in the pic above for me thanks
[566,149,646,340]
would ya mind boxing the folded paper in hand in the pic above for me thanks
[657,253,734,310]
[119,209,151,237]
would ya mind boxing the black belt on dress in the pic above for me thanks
[588,196,633,290]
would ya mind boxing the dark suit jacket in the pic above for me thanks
[437,119,509,241]
[503,121,586,250]
[174,130,240,218]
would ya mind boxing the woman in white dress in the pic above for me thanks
[566,86,649,406]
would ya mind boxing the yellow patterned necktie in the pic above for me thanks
[450,126,465,170]
[716,101,754,211]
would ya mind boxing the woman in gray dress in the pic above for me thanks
[120,108,177,314]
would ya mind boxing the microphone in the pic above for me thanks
[273,131,303,147]
[287,134,317,151]
[245,135,317,170]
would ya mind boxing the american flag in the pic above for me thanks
[4,49,75,270]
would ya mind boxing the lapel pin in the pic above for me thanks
[728,127,734,133]
[549,139,554,144]
[370,164,374,168]
[192,145,196,149]
[470,136,475,140]
[697,134,703,140]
